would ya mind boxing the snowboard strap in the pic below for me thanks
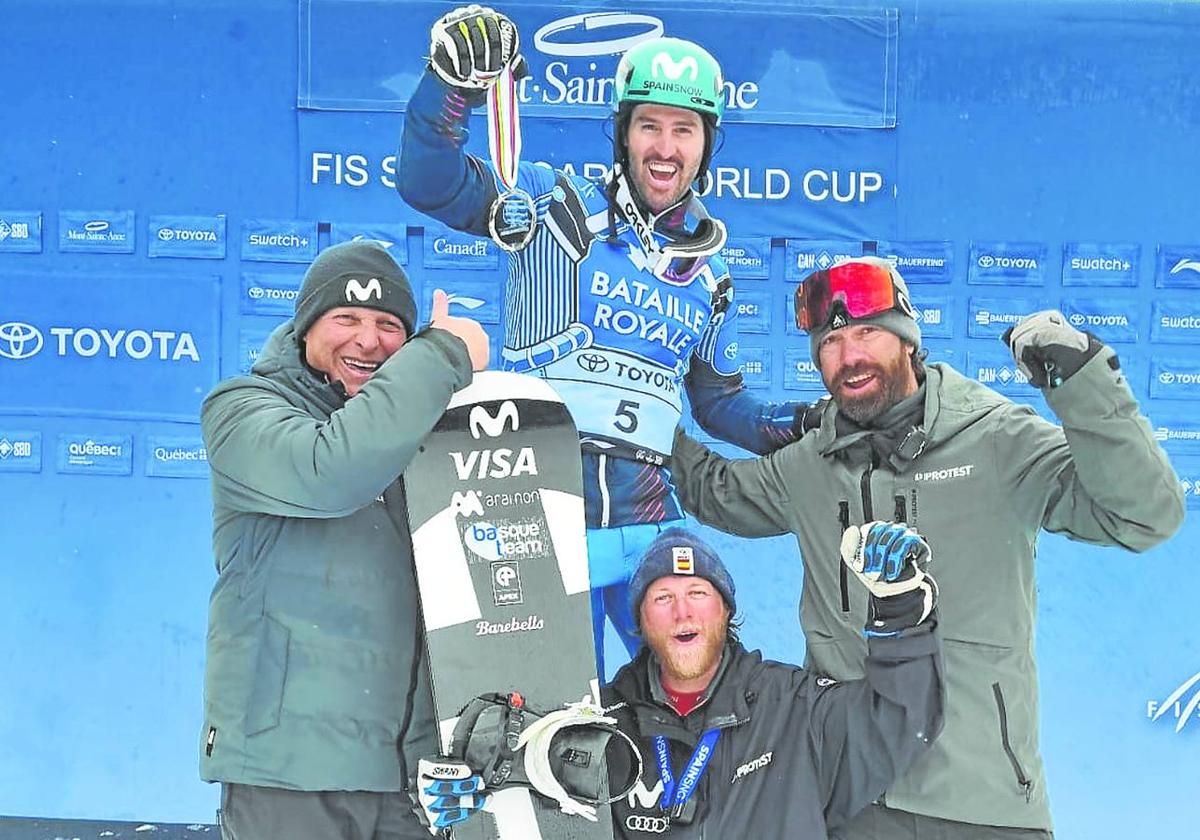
[449,692,643,820]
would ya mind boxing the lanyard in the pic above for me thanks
[653,729,721,818]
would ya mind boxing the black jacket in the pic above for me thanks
[601,628,944,839]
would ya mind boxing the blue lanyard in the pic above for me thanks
[653,729,721,818]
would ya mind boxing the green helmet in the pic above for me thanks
[612,37,725,125]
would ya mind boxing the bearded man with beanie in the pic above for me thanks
[670,256,1184,838]
[199,239,488,840]
[418,525,944,838]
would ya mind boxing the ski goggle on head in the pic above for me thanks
[793,258,914,332]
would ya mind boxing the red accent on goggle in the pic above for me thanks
[794,261,901,332]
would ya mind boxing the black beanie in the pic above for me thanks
[629,527,737,627]
[293,241,417,344]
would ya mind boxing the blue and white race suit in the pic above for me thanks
[398,72,808,671]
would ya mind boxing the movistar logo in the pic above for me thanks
[344,277,382,302]
[651,52,698,81]
[469,401,520,439]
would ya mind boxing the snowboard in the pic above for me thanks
[407,371,615,840]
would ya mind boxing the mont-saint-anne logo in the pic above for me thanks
[1148,669,1200,733]
[344,277,382,302]
[651,52,698,81]
[469,400,520,439]
[533,12,663,57]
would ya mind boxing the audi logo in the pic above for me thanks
[576,352,609,373]
[0,322,44,360]
[625,814,670,834]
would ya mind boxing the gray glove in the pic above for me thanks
[840,521,938,637]
[1001,310,1104,388]
[428,4,527,91]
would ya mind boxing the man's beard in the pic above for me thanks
[646,621,726,687]
[828,354,912,425]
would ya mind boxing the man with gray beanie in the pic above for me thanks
[199,239,489,840]
[670,256,1183,838]
[418,523,945,838]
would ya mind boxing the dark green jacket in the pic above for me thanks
[199,320,472,791]
[672,351,1183,829]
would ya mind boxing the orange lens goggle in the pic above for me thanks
[794,260,903,332]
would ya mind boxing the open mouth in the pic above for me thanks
[341,357,381,376]
[840,371,878,393]
[647,160,679,185]
[673,630,700,644]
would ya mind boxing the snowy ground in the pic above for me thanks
[0,819,217,839]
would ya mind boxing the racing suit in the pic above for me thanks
[398,70,808,673]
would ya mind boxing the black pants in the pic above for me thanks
[219,783,429,840]
[833,804,1054,840]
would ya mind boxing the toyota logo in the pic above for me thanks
[625,814,670,834]
[0,322,44,360]
[157,228,175,241]
[577,352,609,373]
[978,255,996,268]
[1068,313,1085,327]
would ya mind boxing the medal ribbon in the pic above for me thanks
[487,67,521,191]
[653,729,721,818]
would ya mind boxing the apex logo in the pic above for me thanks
[469,400,520,439]
[651,52,698,81]
[344,277,382,302]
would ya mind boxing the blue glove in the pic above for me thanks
[413,757,487,836]
[840,521,938,637]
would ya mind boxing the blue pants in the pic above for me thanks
[587,522,674,681]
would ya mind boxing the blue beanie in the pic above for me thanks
[629,527,737,625]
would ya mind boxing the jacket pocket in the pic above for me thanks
[991,682,1034,802]
[245,615,290,735]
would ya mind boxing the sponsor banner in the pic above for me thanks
[876,240,954,284]
[1169,456,1200,510]
[910,293,952,339]
[1060,298,1139,344]
[422,225,500,270]
[299,112,896,243]
[734,290,770,334]
[1151,300,1200,344]
[1061,242,1139,287]
[782,348,824,392]
[240,218,318,263]
[783,239,864,282]
[967,242,1047,286]
[241,272,304,317]
[0,273,220,422]
[1155,245,1200,289]
[721,236,771,280]
[967,296,1050,339]
[329,221,409,264]
[238,325,279,375]
[1148,414,1200,455]
[0,430,42,473]
[56,433,133,476]
[0,211,42,253]
[145,434,209,478]
[147,214,227,259]
[736,344,771,389]
[1150,357,1200,400]
[965,350,1038,397]
[300,2,898,127]
[58,210,135,254]
[421,282,501,325]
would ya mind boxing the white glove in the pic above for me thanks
[412,757,487,836]
[840,521,938,637]
[429,5,526,90]
[1001,309,1103,388]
